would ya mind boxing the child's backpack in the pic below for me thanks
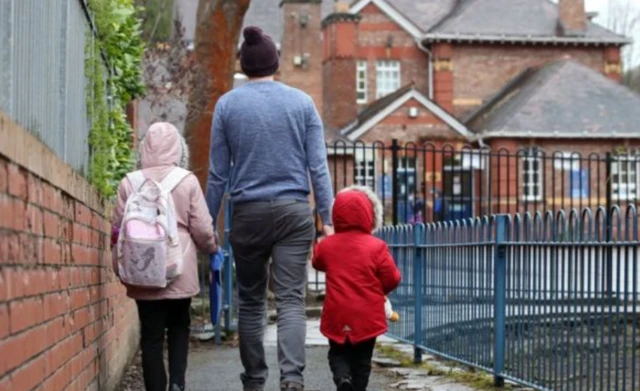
[115,168,191,289]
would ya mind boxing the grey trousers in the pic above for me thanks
[229,199,315,389]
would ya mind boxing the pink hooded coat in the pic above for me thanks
[112,122,217,300]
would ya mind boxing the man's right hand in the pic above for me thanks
[322,225,335,237]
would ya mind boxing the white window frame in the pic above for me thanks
[356,61,368,104]
[611,156,638,201]
[376,60,401,99]
[522,150,543,202]
[553,152,580,172]
[397,157,416,198]
[354,149,375,190]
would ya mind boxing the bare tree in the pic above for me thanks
[142,17,197,130]
[606,0,640,87]
[184,0,251,189]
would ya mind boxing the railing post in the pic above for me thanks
[413,224,424,364]
[223,195,233,336]
[605,152,613,297]
[392,139,400,226]
[493,215,508,387]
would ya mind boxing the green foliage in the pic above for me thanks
[135,0,175,43]
[85,0,145,197]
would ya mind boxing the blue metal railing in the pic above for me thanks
[380,206,639,391]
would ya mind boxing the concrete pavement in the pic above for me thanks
[184,320,479,391]
[186,319,396,391]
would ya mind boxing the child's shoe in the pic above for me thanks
[337,378,354,391]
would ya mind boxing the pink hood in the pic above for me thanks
[138,122,190,169]
[112,122,216,301]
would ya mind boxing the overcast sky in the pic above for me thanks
[585,0,640,66]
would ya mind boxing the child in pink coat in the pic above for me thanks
[112,122,217,391]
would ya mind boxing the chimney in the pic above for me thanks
[279,0,324,113]
[558,0,586,34]
[322,3,361,131]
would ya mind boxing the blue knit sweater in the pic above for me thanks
[206,81,334,225]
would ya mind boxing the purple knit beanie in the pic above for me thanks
[240,26,279,78]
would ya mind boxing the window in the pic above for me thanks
[611,157,638,201]
[397,157,416,198]
[376,60,401,98]
[570,169,589,199]
[522,150,543,202]
[354,149,375,189]
[356,61,367,104]
[554,152,588,199]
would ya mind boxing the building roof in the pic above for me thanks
[350,0,458,36]
[341,84,415,137]
[340,84,471,141]
[465,59,640,139]
[174,0,334,45]
[175,0,628,47]
[424,0,629,45]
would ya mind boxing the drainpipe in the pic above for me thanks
[476,136,491,215]
[416,39,434,100]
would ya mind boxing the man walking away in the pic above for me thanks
[206,26,334,391]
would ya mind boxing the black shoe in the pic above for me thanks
[337,378,354,391]
[169,384,184,391]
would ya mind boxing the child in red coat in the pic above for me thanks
[313,186,401,391]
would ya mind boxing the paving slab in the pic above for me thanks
[184,319,478,391]
[186,344,394,391]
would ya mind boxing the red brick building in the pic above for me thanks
[175,0,640,223]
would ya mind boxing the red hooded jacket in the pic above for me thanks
[312,187,401,344]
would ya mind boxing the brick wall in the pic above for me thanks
[358,98,464,143]
[452,44,607,117]
[279,1,324,114]
[357,3,429,103]
[485,138,640,215]
[559,0,586,32]
[323,15,360,131]
[0,113,139,391]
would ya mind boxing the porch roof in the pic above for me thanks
[465,59,640,139]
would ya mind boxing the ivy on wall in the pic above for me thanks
[86,0,145,197]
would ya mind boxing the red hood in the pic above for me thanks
[333,190,374,233]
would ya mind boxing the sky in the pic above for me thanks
[584,0,640,66]
[549,0,639,66]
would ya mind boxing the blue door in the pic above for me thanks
[442,168,473,221]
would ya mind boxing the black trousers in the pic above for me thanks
[328,338,376,391]
[136,298,191,391]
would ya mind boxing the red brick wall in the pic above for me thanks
[358,98,464,143]
[279,1,324,114]
[357,3,429,103]
[323,18,360,131]
[0,114,139,391]
[452,44,607,117]
[559,0,586,32]
[484,138,640,215]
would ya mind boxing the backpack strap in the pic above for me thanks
[126,170,146,192]
[160,167,191,245]
[160,167,191,193]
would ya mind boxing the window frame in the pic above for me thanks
[356,61,368,104]
[610,156,639,201]
[354,148,376,190]
[522,150,544,202]
[375,60,401,99]
[397,157,417,198]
